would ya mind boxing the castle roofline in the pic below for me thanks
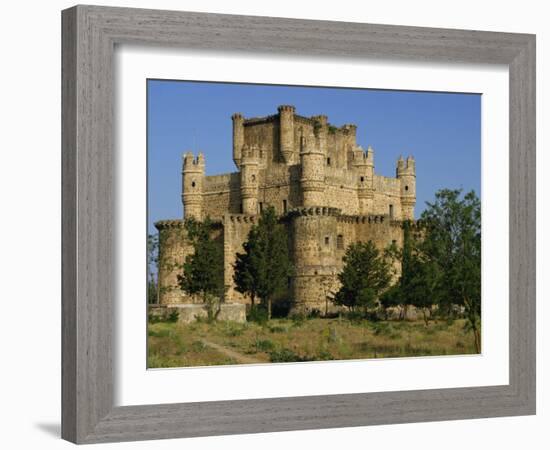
[242,110,355,132]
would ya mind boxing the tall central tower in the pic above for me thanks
[278,105,295,164]
[240,145,259,215]
[300,115,327,206]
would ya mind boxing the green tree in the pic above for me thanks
[178,217,225,321]
[332,241,391,313]
[392,222,443,324]
[233,237,259,310]
[233,206,292,319]
[420,189,481,350]
[147,233,159,304]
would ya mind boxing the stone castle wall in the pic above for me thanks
[156,220,224,305]
[287,208,404,313]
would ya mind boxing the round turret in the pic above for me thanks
[300,128,326,207]
[396,155,416,220]
[232,113,244,169]
[289,207,340,314]
[240,145,259,215]
[278,105,295,164]
[354,145,375,214]
[182,152,205,220]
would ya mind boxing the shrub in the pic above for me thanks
[167,310,179,323]
[268,348,313,363]
[290,312,306,327]
[255,339,275,352]
[148,314,161,324]
[345,310,366,323]
[317,349,334,360]
[307,309,322,319]
[247,306,269,325]
[223,322,245,337]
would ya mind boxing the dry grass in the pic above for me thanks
[147,318,479,368]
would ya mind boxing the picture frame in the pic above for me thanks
[61,4,536,444]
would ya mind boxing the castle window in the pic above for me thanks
[259,202,263,213]
[327,157,331,166]
[360,176,365,182]
[389,204,394,218]
[337,234,344,249]
[191,181,196,188]
[240,203,243,214]
[283,199,287,213]
[405,185,409,191]
[392,239,397,246]
[251,174,256,182]
[324,236,330,246]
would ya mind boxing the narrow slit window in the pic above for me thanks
[283,199,287,213]
[324,236,330,246]
[389,204,394,218]
[337,234,344,249]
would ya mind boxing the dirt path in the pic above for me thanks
[200,339,263,365]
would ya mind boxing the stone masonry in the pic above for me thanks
[155,105,416,313]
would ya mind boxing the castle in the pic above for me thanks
[155,105,416,313]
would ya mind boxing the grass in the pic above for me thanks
[147,318,479,368]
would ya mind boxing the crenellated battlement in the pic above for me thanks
[337,214,390,224]
[222,214,257,224]
[154,219,185,230]
[396,155,415,174]
[182,151,205,169]
[277,104,295,113]
[285,206,342,218]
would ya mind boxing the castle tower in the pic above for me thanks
[354,145,374,214]
[290,207,340,314]
[396,155,416,220]
[278,105,295,164]
[182,152,205,220]
[240,145,259,215]
[155,220,191,304]
[232,113,244,169]
[300,116,326,206]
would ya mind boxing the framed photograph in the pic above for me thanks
[62,5,535,444]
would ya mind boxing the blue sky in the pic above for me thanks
[148,80,480,235]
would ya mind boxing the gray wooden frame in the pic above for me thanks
[61,4,536,444]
